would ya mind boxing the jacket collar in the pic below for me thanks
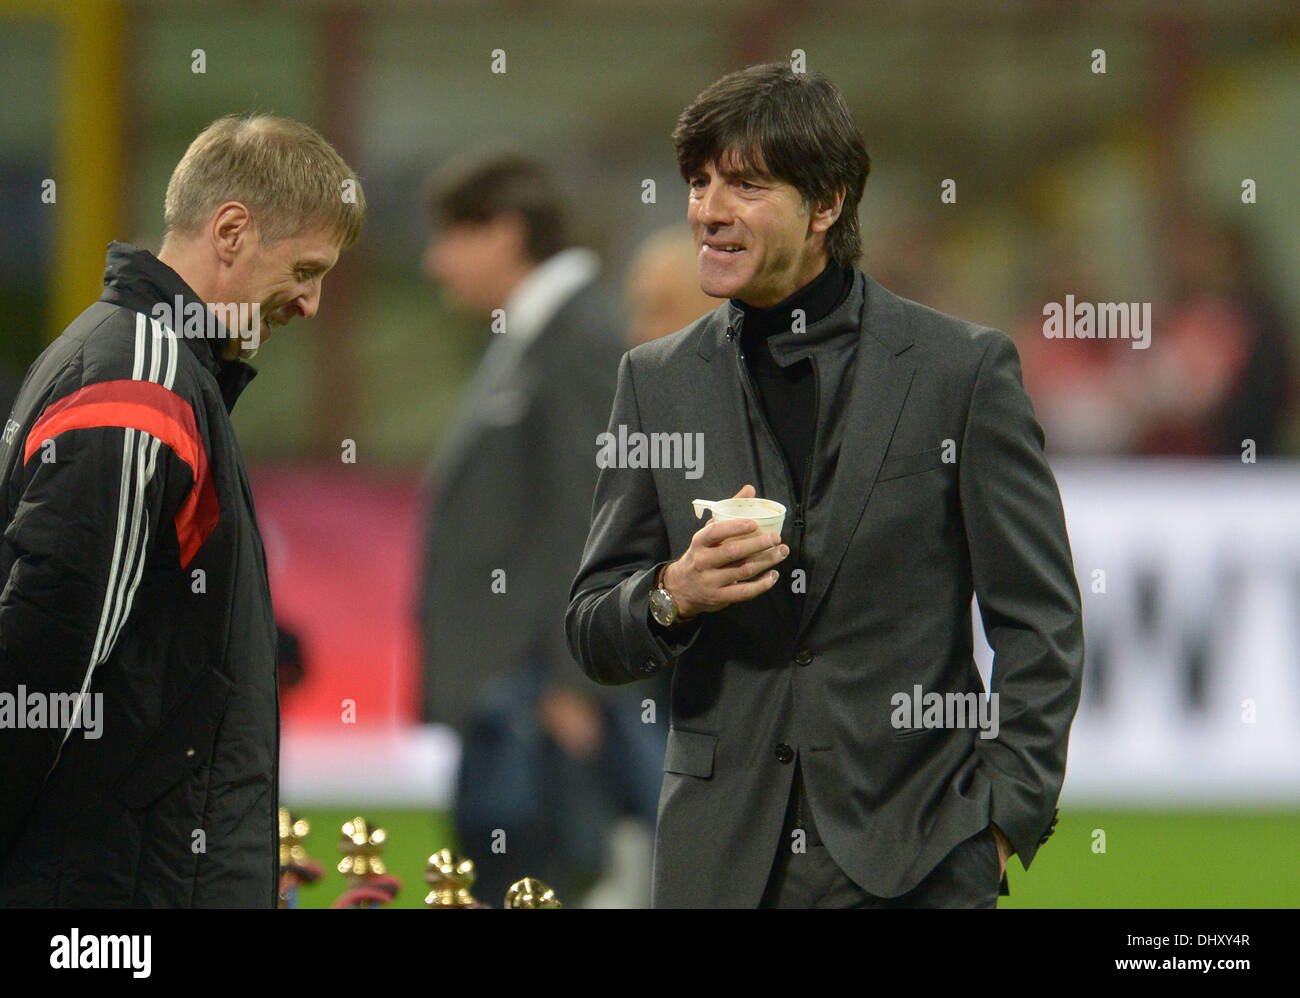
[98,241,258,411]
[501,247,600,348]
[695,269,914,362]
[692,267,920,638]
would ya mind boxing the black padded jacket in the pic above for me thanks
[0,242,278,907]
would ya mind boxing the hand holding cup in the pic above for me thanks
[661,484,789,620]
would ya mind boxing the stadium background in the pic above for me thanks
[1,0,1297,907]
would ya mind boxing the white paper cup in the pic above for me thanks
[692,497,786,539]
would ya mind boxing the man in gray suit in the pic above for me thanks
[566,64,1085,908]
[419,153,663,904]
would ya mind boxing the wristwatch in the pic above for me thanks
[649,564,682,628]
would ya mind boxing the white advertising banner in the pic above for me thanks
[998,459,1300,804]
[282,459,1300,806]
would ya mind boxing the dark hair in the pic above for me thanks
[672,64,870,268]
[423,152,570,263]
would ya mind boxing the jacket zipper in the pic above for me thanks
[730,312,816,835]
[798,353,820,601]
[730,314,800,553]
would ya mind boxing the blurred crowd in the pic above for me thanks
[1014,219,1291,456]
[875,216,1294,458]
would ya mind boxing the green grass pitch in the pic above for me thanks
[284,808,1300,909]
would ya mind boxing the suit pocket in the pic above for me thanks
[663,727,717,778]
[878,446,946,482]
[116,669,233,809]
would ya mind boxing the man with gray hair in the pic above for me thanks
[0,113,364,907]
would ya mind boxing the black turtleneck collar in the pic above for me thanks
[734,261,853,342]
[98,240,257,411]
[727,262,860,369]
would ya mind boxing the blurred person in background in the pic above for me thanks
[1132,217,1293,456]
[0,114,364,906]
[417,152,661,905]
[1012,246,1146,455]
[568,223,722,907]
[625,224,721,348]
[1020,218,1296,458]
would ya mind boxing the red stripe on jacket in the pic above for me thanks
[24,380,220,568]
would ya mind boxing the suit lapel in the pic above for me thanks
[798,279,916,636]
[691,307,804,633]
[693,305,767,500]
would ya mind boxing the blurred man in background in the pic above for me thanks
[625,225,721,349]
[1132,217,1294,456]
[418,152,662,905]
[556,223,724,906]
[0,114,364,906]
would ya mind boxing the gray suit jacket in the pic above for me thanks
[566,270,1085,907]
[421,279,625,729]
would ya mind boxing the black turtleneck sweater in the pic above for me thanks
[733,261,855,852]
[735,261,854,501]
